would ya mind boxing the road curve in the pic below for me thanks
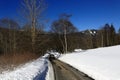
[51,59,94,80]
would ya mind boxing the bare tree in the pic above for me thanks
[51,14,77,53]
[0,18,19,54]
[21,0,46,53]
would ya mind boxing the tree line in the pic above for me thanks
[0,16,120,56]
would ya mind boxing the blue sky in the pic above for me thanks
[0,0,120,31]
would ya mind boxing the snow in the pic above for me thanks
[50,52,60,58]
[59,45,120,80]
[45,50,61,58]
[0,50,60,80]
[0,57,48,80]
[45,51,60,80]
[42,53,50,58]
[46,61,54,80]
[74,49,83,52]
[2,45,120,80]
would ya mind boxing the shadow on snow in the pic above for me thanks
[33,60,48,80]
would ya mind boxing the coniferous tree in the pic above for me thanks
[110,24,116,45]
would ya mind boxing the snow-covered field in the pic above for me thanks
[59,45,120,80]
[0,57,48,80]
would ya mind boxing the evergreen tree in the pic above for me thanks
[118,28,120,34]
[110,24,116,45]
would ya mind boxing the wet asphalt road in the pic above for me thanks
[51,59,94,80]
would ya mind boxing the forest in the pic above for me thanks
[0,17,120,55]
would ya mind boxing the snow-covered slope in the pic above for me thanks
[0,57,48,80]
[59,45,120,80]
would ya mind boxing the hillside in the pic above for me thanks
[59,45,120,80]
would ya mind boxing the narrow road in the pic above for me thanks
[51,59,94,80]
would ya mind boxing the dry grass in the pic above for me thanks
[0,52,39,73]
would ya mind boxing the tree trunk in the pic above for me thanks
[101,34,104,47]
[64,29,67,53]
[31,18,36,53]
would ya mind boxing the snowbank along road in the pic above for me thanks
[51,59,94,80]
